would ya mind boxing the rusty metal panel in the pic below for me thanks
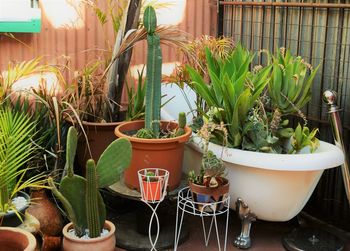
[0,0,216,72]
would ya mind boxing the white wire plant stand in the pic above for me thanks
[174,186,230,251]
[137,168,169,251]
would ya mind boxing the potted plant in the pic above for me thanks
[115,6,192,191]
[139,169,168,201]
[0,108,48,227]
[48,126,131,251]
[172,45,344,247]
[68,2,186,168]
[187,116,229,211]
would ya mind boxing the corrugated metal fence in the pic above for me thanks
[0,0,217,76]
[219,0,350,231]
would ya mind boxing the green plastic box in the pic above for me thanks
[0,8,41,33]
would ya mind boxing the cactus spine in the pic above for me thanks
[144,6,162,137]
[85,160,102,238]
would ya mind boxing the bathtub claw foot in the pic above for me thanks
[234,198,256,249]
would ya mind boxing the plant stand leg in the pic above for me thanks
[233,198,256,249]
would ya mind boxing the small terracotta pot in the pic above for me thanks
[115,120,192,190]
[62,220,116,251]
[141,180,163,201]
[76,121,121,170]
[189,178,229,211]
[0,227,37,251]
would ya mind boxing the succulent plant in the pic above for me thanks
[289,123,319,154]
[144,5,162,138]
[49,126,132,238]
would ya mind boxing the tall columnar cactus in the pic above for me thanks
[49,126,132,238]
[144,6,162,137]
[85,160,102,238]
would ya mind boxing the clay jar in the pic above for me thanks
[27,189,63,236]
[62,220,116,251]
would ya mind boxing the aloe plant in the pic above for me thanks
[49,126,132,238]
[269,48,320,115]
[289,123,319,154]
[187,44,271,147]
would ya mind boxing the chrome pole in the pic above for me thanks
[323,90,350,205]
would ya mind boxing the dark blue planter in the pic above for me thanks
[1,191,30,227]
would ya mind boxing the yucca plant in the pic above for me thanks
[0,108,48,221]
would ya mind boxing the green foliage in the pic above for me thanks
[187,44,271,147]
[289,124,319,154]
[0,108,47,218]
[186,44,320,154]
[144,5,162,137]
[50,126,132,238]
[269,48,320,115]
[126,68,146,121]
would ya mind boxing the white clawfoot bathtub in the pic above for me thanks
[186,137,344,221]
[161,83,344,221]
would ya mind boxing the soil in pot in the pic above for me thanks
[1,191,30,227]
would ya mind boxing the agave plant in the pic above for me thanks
[187,44,271,147]
[0,108,48,218]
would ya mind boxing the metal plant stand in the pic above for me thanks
[174,187,230,251]
[138,168,169,251]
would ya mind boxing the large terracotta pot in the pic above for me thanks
[0,227,37,251]
[62,220,116,251]
[77,121,121,168]
[115,120,192,190]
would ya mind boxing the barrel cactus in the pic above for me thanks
[49,126,132,238]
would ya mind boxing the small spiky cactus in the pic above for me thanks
[49,126,132,238]
[174,112,187,137]
[144,6,162,137]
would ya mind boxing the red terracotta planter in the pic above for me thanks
[141,180,163,201]
[115,120,192,191]
[76,121,121,169]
